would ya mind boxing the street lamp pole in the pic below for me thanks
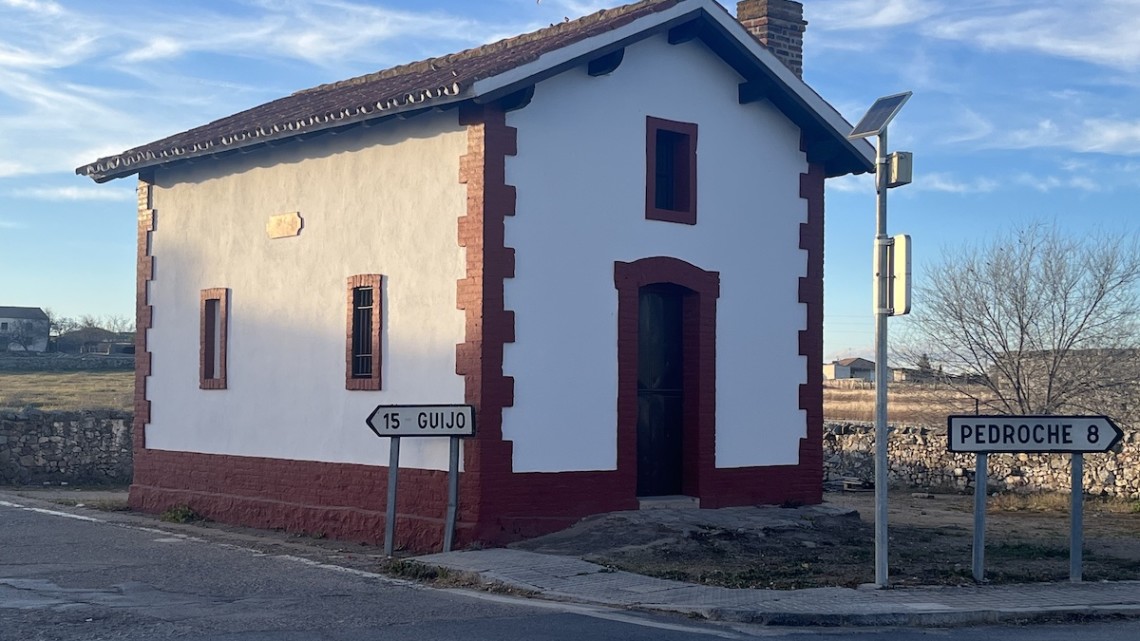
[848,91,912,588]
[873,127,891,587]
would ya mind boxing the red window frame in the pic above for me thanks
[346,274,383,390]
[200,287,229,390]
[645,116,698,225]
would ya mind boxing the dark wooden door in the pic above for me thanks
[636,285,684,496]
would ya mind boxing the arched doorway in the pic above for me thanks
[615,257,719,500]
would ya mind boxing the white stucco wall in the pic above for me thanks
[503,34,809,472]
[146,111,468,470]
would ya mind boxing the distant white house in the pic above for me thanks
[0,307,50,352]
[823,357,877,381]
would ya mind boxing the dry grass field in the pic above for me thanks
[0,371,969,421]
[824,380,981,425]
[0,371,133,412]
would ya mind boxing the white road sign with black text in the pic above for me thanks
[947,415,1122,453]
[366,405,475,438]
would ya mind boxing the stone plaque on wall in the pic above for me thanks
[267,212,303,239]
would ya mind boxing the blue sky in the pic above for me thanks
[2,0,1138,360]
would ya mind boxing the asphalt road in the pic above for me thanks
[2,497,1136,641]
[0,497,762,641]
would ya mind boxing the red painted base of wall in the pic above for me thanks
[131,446,820,552]
[131,449,453,551]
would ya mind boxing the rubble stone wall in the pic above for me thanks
[0,355,134,371]
[0,410,132,485]
[824,421,1140,498]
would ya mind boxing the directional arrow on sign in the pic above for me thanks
[948,415,1123,453]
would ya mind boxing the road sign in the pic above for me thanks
[366,404,475,438]
[366,404,475,557]
[947,415,1122,453]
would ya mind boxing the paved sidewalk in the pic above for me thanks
[416,548,1140,626]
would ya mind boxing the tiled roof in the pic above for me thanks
[836,357,874,368]
[0,306,49,321]
[76,0,679,182]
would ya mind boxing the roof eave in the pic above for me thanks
[472,0,874,177]
[76,90,474,183]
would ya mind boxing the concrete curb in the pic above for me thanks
[413,549,1140,628]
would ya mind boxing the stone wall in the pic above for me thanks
[824,421,1140,498]
[0,410,132,485]
[0,354,134,371]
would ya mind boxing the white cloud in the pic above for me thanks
[1083,118,1140,154]
[0,1,516,175]
[917,172,998,194]
[827,173,875,194]
[10,186,134,201]
[0,160,24,177]
[830,170,999,195]
[112,1,498,69]
[1013,173,1104,193]
[939,107,994,145]
[0,218,28,229]
[807,0,943,30]
[120,37,184,63]
[999,117,1140,155]
[0,0,62,16]
[922,1,1140,71]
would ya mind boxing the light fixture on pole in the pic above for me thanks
[848,91,913,588]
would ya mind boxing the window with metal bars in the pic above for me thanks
[351,286,373,378]
[346,274,382,390]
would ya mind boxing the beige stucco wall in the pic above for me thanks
[146,111,468,470]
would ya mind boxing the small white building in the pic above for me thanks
[78,0,873,550]
[0,307,50,353]
[823,357,877,382]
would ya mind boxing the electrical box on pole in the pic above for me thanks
[888,152,913,188]
[871,234,911,316]
[890,234,911,316]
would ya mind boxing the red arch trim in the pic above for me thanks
[614,257,719,499]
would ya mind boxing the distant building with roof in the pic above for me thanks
[0,306,50,352]
[77,0,874,550]
[823,357,877,382]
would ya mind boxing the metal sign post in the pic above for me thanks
[444,436,461,552]
[972,452,987,582]
[366,404,476,556]
[384,436,400,557]
[1071,453,1083,582]
[947,415,1122,582]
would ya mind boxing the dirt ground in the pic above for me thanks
[512,490,1140,589]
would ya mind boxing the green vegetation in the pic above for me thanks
[160,505,205,523]
[51,498,130,512]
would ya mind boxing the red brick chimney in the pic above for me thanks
[737,0,807,79]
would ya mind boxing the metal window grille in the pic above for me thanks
[351,286,373,378]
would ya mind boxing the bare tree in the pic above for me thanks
[3,320,40,351]
[101,314,135,334]
[898,222,1140,420]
